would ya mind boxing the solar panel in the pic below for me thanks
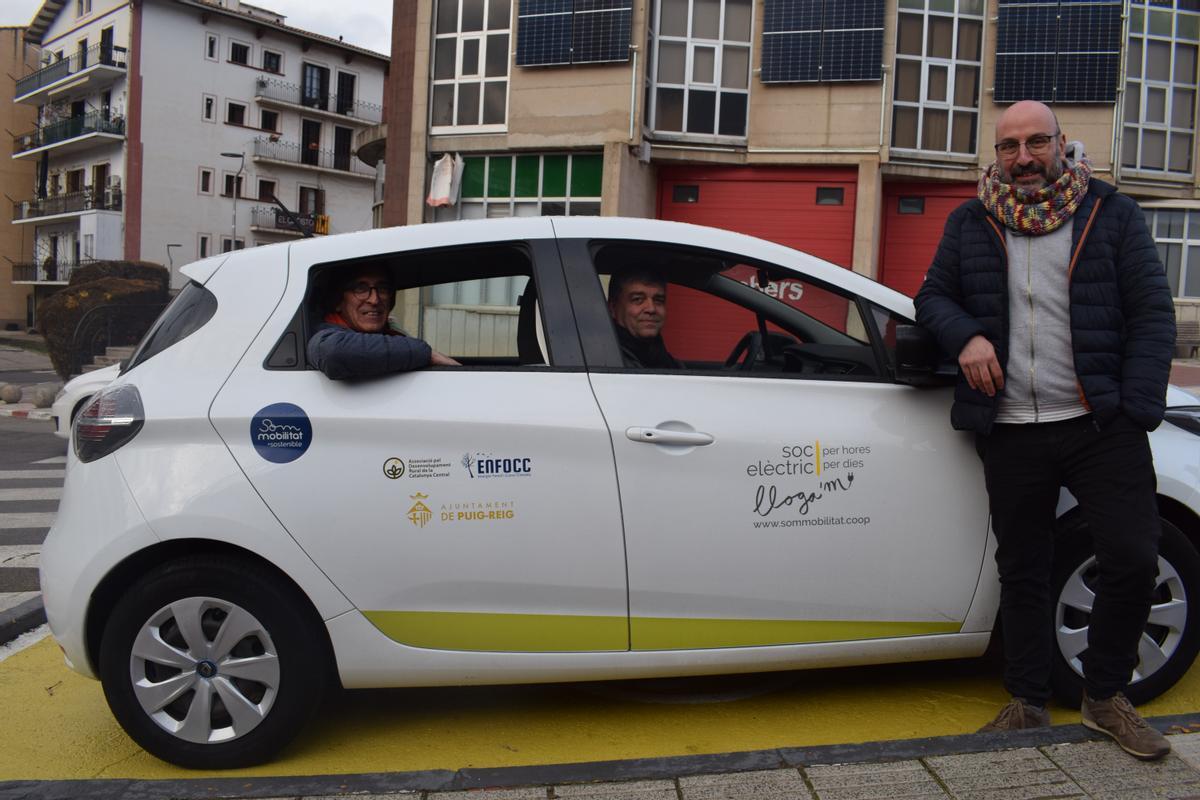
[516,0,572,66]
[760,0,882,84]
[994,1,1121,103]
[515,0,631,66]
[572,0,631,63]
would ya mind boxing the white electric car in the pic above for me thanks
[40,217,1200,769]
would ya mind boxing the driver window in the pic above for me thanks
[596,248,881,379]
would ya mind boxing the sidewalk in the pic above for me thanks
[0,333,56,421]
[5,714,1200,799]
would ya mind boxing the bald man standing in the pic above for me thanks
[915,101,1176,759]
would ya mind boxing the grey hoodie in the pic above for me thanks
[994,141,1090,424]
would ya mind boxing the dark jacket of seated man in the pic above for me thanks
[608,267,682,369]
[308,267,458,379]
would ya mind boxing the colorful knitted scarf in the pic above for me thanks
[977,157,1091,235]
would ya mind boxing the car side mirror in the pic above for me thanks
[895,325,957,387]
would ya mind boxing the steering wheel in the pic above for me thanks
[724,331,763,371]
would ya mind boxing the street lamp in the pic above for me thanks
[220,151,245,250]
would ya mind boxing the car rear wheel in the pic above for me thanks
[98,556,326,768]
[1050,516,1200,707]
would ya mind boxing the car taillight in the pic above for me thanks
[73,384,145,463]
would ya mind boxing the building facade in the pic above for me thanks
[382,0,1200,337]
[1,27,41,329]
[13,0,387,296]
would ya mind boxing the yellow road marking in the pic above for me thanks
[3,635,1199,780]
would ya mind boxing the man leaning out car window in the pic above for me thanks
[307,265,460,379]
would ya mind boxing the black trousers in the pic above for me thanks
[975,414,1161,705]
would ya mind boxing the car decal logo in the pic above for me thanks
[250,403,312,463]
[462,452,532,478]
[383,458,405,479]
[408,493,433,528]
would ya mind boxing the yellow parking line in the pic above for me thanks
[1,636,1199,780]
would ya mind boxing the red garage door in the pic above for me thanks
[657,166,857,267]
[879,182,976,297]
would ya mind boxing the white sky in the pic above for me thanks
[0,0,392,55]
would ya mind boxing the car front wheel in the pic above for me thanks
[98,556,327,768]
[1051,516,1200,707]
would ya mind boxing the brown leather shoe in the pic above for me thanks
[1081,692,1171,760]
[977,697,1051,732]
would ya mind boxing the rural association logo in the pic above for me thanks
[383,458,405,479]
[461,452,532,478]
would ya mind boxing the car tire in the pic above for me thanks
[1050,516,1200,708]
[98,556,327,768]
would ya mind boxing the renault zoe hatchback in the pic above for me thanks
[40,217,1200,768]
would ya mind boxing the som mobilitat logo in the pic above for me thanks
[461,452,532,479]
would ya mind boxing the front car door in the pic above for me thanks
[553,217,991,652]
[210,220,630,654]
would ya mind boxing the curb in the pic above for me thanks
[0,405,52,420]
[1,713,1198,800]
[0,597,46,646]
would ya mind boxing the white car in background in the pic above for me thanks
[39,218,1200,769]
[50,363,120,439]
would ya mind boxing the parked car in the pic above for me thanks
[40,217,1200,768]
[51,363,121,439]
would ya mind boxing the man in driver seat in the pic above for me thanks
[608,267,682,369]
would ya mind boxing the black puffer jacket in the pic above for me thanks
[307,323,432,380]
[914,179,1176,434]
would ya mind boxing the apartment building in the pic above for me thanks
[13,0,387,295]
[0,27,40,329]
[382,0,1199,332]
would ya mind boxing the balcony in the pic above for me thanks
[251,205,328,236]
[13,111,125,159]
[12,258,102,285]
[254,77,383,125]
[251,137,376,179]
[15,43,128,105]
[12,187,122,224]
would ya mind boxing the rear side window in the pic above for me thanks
[125,281,217,371]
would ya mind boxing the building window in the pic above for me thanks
[262,50,282,73]
[223,172,243,197]
[260,109,279,132]
[199,167,214,195]
[258,179,277,201]
[202,94,216,122]
[230,41,250,65]
[891,0,984,156]
[205,33,218,61]
[431,152,603,222]
[1147,208,1200,297]
[899,197,926,215]
[199,234,211,259]
[299,186,326,215]
[76,0,92,17]
[302,62,331,110]
[1123,1,1199,177]
[226,101,247,126]
[336,71,357,115]
[301,119,322,166]
[646,0,752,139]
[815,187,844,206]
[221,237,245,253]
[334,126,353,171]
[430,0,511,130]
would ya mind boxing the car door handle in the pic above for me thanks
[625,427,714,446]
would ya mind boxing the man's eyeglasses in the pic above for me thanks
[346,282,395,300]
[994,133,1057,158]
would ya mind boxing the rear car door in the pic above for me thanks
[209,220,630,654]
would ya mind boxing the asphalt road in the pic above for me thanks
[0,415,64,596]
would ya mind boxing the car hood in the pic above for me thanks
[1167,384,1199,407]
